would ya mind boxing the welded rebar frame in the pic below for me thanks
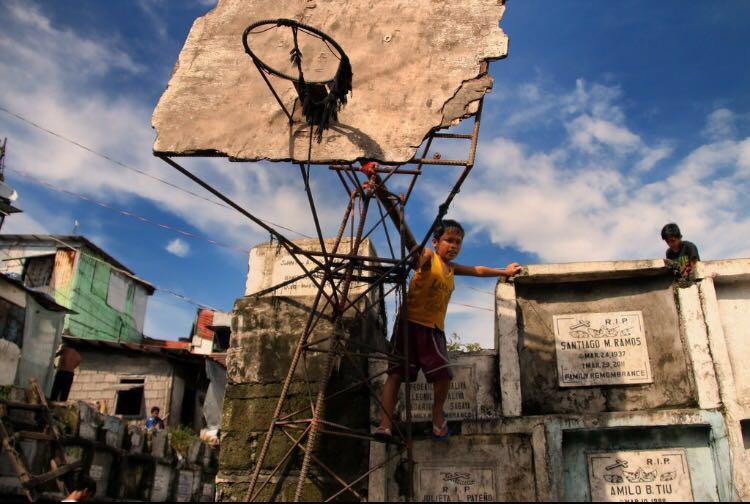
[157,56,488,501]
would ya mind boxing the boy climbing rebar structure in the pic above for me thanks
[154,12,501,502]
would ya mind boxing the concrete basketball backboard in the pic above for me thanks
[152,0,508,164]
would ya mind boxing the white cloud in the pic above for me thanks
[166,238,190,257]
[703,108,736,141]
[0,1,343,255]
[568,114,641,154]
[447,80,750,263]
[633,144,673,173]
[1,212,49,235]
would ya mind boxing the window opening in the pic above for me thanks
[91,260,110,298]
[115,378,145,416]
[107,271,129,312]
[23,255,54,288]
[0,298,25,346]
[213,327,231,352]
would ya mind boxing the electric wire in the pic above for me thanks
[0,110,496,313]
[0,105,312,239]
[7,166,251,256]
[449,301,493,312]
[6,169,497,312]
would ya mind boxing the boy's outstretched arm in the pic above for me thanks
[452,262,522,277]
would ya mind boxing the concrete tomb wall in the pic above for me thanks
[219,245,750,501]
[515,275,695,415]
[714,278,750,411]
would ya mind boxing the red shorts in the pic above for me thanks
[387,320,453,383]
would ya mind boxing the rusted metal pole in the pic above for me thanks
[245,287,326,500]
[400,195,415,502]
[293,184,372,501]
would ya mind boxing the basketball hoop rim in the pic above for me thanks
[242,18,349,85]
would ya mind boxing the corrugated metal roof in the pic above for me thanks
[63,335,226,368]
[195,308,215,341]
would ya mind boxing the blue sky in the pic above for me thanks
[1,0,749,348]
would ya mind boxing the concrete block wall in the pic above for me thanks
[66,350,174,422]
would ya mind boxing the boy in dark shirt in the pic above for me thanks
[661,223,700,279]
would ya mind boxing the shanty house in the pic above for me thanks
[189,308,231,356]
[0,273,73,394]
[0,235,155,344]
[63,336,226,431]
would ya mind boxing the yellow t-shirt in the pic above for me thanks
[406,253,454,331]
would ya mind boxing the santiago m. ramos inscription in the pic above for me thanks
[553,311,653,387]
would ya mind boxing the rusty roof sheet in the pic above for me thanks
[63,335,227,368]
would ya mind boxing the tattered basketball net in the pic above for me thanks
[243,19,353,143]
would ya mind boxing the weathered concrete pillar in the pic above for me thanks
[216,239,386,501]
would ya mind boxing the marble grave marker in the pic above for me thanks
[587,449,693,502]
[553,311,652,387]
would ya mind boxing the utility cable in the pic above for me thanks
[7,166,251,256]
[449,301,493,312]
[0,105,312,239]
[461,284,495,296]
[0,210,221,310]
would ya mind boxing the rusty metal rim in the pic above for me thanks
[243,18,348,85]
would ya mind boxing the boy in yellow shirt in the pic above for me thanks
[374,219,522,440]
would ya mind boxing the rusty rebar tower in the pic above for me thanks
[157,19,490,502]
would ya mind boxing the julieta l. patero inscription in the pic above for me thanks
[418,466,496,502]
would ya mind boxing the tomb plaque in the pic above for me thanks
[176,470,194,502]
[151,465,173,502]
[587,449,693,502]
[417,466,496,502]
[553,311,652,387]
[401,365,477,421]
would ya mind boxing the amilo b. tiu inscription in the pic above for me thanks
[587,449,694,502]
[553,311,653,387]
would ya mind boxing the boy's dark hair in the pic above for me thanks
[661,223,682,240]
[151,406,160,414]
[433,219,465,240]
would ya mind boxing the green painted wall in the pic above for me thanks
[59,250,143,344]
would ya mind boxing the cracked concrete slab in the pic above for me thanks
[152,0,508,164]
